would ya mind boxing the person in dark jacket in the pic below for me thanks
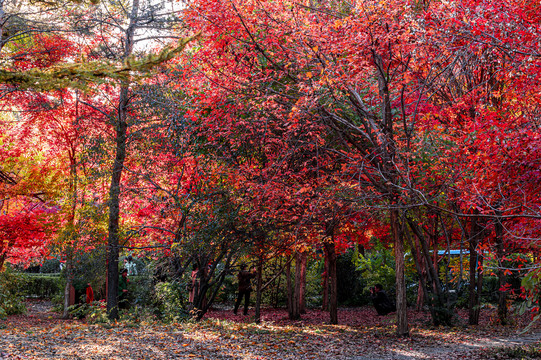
[118,268,129,310]
[370,284,396,315]
[233,264,256,315]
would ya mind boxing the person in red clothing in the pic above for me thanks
[85,283,94,304]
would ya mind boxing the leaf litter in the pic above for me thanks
[1,299,541,359]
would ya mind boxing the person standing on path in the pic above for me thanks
[85,283,94,304]
[188,264,199,304]
[118,268,129,310]
[233,264,256,315]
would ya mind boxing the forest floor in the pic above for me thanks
[1,299,541,359]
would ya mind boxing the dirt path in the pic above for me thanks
[1,300,541,359]
[355,331,541,359]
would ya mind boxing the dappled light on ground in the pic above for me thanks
[1,300,541,359]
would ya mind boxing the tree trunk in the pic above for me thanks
[292,251,307,318]
[495,211,507,325]
[105,0,139,321]
[322,253,329,311]
[323,238,338,324]
[468,216,483,325]
[286,259,295,319]
[408,216,452,325]
[106,86,129,320]
[254,254,263,323]
[405,228,428,313]
[392,208,408,336]
[62,154,78,319]
[62,258,73,318]
[299,251,307,314]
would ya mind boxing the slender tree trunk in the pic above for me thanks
[273,257,283,308]
[323,238,338,324]
[408,217,450,325]
[468,216,483,325]
[299,251,307,314]
[405,228,428,312]
[105,0,139,321]
[63,150,78,318]
[392,208,408,336]
[495,210,507,325]
[106,87,128,320]
[322,254,329,311]
[286,259,295,319]
[291,251,305,319]
[62,258,73,318]
[254,254,263,323]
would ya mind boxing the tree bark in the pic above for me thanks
[323,238,337,324]
[392,207,408,336]
[254,254,264,323]
[63,138,79,319]
[105,0,139,321]
[468,216,483,325]
[62,258,73,319]
[286,259,295,319]
[299,251,307,314]
[495,210,507,325]
[106,84,129,320]
[322,254,329,311]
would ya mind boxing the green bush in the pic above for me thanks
[40,259,61,273]
[355,247,396,294]
[305,258,324,308]
[21,274,64,299]
[0,269,27,318]
[337,249,366,306]
[68,247,107,301]
[152,281,187,322]
[68,301,108,323]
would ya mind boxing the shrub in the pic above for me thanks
[21,274,64,299]
[355,247,396,294]
[152,281,187,322]
[68,300,108,323]
[40,259,61,273]
[337,249,366,306]
[0,269,27,318]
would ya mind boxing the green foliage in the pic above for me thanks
[68,301,108,323]
[129,274,154,308]
[69,246,107,300]
[337,249,367,306]
[305,258,325,308]
[259,257,289,308]
[152,281,188,322]
[115,258,192,322]
[213,273,236,304]
[40,258,61,273]
[258,256,325,309]
[0,35,198,92]
[21,274,63,299]
[355,247,396,294]
[0,269,27,318]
